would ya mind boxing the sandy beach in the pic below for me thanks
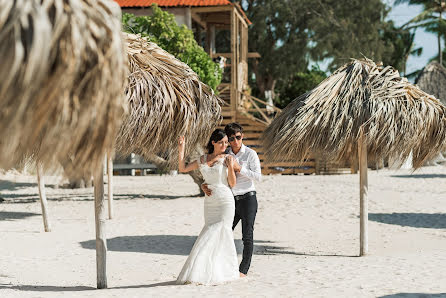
[1,167,446,297]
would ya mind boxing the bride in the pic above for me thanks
[176,129,239,284]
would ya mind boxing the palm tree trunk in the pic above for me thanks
[403,55,407,77]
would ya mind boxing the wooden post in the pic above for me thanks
[130,153,136,176]
[376,158,384,170]
[196,25,202,48]
[235,17,240,108]
[358,130,368,256]
[210,24,216,55]
[185,7,192,29]
[230,9,237,121]
[93,166,107,288]
[205,23,210,54]
[350,152,359,174]
[107,155,113,219]
[36,163,51,232]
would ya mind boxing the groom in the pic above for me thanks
[202,122,262,277]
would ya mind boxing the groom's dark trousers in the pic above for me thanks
[232,191,258,275]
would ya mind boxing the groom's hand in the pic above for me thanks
[201,183,212,196]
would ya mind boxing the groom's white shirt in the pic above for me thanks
[228,144,262,196]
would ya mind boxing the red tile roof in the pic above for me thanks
[115,0,231,7]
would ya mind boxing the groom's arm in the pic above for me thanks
[239,151,262,182]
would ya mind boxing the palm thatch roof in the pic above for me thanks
[115,33,222,166]
[416,61,446,105]
[263,59,446,169]
[0,0,127,175]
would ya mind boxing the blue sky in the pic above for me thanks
[386,0,438,74]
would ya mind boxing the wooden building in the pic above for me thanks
[115,0,335,174]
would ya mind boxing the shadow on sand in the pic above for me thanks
[379,294,446,298]
[0,284,95,292]
[0,211,40,221]
[0,280,179,292]
[110,280,178,289]
[0,180,61,191]
[0,193,201,204]
[369,213,446,229]
[390,174,446,179]
[0,180,37,191]
[79,235,354,257]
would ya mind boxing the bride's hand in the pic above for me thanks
[225,155,234,168]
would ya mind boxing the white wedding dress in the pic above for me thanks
[177,154,239,285]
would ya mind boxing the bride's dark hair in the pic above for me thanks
[206,129,226,154]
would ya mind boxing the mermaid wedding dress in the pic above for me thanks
[177,154,239,284]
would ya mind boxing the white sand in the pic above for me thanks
[1,167,446,297]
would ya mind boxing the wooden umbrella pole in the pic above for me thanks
[36,163,51,232]
[358,130,368,256]
[93,165,107,288]
[107,154,113,219]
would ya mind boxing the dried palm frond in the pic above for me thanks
[263,58,446,169]
[116,33,222,167]
[0,0,127,175]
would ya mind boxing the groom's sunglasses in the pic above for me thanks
[228,135,242,142]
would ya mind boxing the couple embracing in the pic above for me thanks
[177,122,262,285]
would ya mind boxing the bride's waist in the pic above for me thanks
[207,183,231,190]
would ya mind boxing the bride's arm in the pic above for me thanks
[178,136,199,173]
[226,155,236,188]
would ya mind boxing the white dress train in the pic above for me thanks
[177,155,239,285]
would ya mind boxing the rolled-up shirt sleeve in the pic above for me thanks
[239,151,262,182]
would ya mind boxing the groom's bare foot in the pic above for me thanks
[239,272,246,278]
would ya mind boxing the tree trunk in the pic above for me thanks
[403,54,408,77]
[252,60,277,99]
[252,59,264,94]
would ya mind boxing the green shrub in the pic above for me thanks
[122,4,222,91]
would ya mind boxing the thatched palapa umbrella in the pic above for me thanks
[0,0,127,288]
[416,61,446,165]
[103,33,221,217]
[116,33,222,166]
[416,61,446,104]
[0,0,126,175]
[263,58,446,256]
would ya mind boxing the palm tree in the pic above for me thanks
[400,29,423,75]
[382,21,423,75]
[395,0,446,65]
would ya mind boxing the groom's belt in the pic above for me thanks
[234,191,256,201]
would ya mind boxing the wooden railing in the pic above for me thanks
[239,92,282,125]
[217,83,231,95]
